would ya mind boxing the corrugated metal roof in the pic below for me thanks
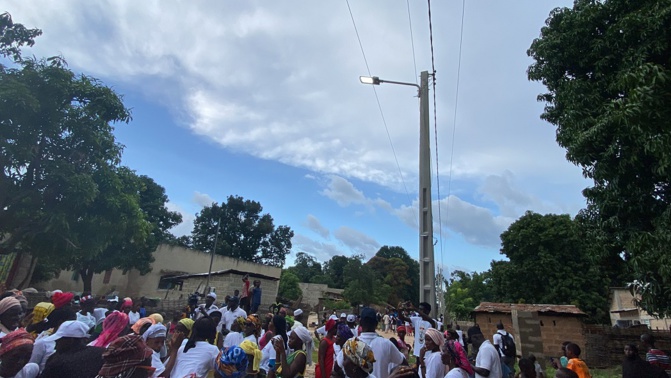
[473,302,587,316]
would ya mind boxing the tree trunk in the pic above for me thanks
[80,268,94,295]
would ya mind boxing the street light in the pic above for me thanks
[359,71,436,319]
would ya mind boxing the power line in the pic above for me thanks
[406,0,418,84]
[345,0,417,227]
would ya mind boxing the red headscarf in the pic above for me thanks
[52,292,74,309]
[91,311,129,348]
[0,329,34,356]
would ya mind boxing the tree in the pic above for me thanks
[528,0,671,316]
[444,270,494,320]
[0,12,42,62]
[322,255,354,289]
[190,196,294,267]
[285,252,323,283]
[374,246,420,304]
[491,212,610,322]
[366,255,411,305]
[278,270,302,301]
[342,256,390,307]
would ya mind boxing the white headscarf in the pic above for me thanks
[142,324,167,341]
[292,326,313,366]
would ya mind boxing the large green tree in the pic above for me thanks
[278,270,302,301]
[284,252,323,283]
[342,255,390,307]
[491,212,610,323]
[444,270,494,320]
[189,196,293,267]
[528,0,671,316]
[374,246,420,304]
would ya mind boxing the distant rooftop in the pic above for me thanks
[473,302,587,316]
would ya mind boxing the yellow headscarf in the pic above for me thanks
[178,318,194,337]
[239,340,262,373]
[148,313,164,324]
[32,302,55,324]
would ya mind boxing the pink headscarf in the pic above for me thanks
[425,328,444,347]
[91,311,129,347]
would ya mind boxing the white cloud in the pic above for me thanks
[333,226,381,257]
[291,233,344,263]
[166,202,194,237]
[192,191,215,207]
[305,214,330,239]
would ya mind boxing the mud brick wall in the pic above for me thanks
[538,315,586,358]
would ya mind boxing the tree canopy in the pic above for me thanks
[528,0,671,316]
[186,195,294,267]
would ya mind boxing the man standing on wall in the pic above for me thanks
[250,280,262,314]
[240,274,251,313]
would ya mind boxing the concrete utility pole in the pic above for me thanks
[359,71,436,319]
[418,71,436,319]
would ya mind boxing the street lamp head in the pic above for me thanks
[359,76,380,85]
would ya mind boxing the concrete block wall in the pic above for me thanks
[538,315,585,358]
[512,310,544,362]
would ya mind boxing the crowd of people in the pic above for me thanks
[0,282,669,378]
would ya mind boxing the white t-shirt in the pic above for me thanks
[28,337,55,372]
[383,315,390,324]
[244,333,259,344]
[349,327,359,337]
[151,350,166,378]
[456,330,464,346]
[221,308,247,331]
[128,311,141,325]
[424,351,445,378]
[171,341,219,378]
[355,332,405,378]
[223,332,244,348]
[475,341,502,378]
[445,367,468,378]
[492,330,509,358]
[12,362,39,378]
[410,316,433,357]
[260,335,283,373]
[76,312,96,330]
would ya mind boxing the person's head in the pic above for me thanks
[470,330,485,348]
[279,307,287,317]
[424,328,443,352]
[640,333,655,348]
[0,329,34,377]
[209,311,223,326]
[554,367,579,378]
[52,292,74,310]
[79,295,96,313]
[253,280,261,287]
[107,297,119,311]
[518,358,535,378]
[131,318,155,335]
[336,323,354,347]
[455,324,461,330]
[47,320,91,353]
[340,313,347,323]
[624,343,639,360]
[98,334,154,378]
[121,298,133,314]
[561,341,571,356]
[216,346,248,378]
[440,339,473,376]
[184,318,216,353]
[325,319,337,337]
[46,307,77,332]
[172,310,183,322]
[206,293,217,307]
[293,309,304,321]
[0,297,22,331]
[496,321,504,330]
[446,329,458,341]
[234,289,240,297]
[243,315,261,337]
[346,314,357,327]
[242,274,249,282]
[272,314,287,344]
[565,343,581,359]
[290,326,314,364]
[396,325,406,340]
[342,337,375,378]
[359,308,377,331]
[228,296,240,311]
[142,324,167,353]
[418,302,431,315]
[176,318,194,337]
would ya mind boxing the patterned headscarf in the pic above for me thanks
[425,328,444,348]
[292,326,314,365]
[343,337,375,374]
[91,311,129,348]
[98,334,153,377]
[442,339,474,376]
[131,317,156,335]
[337,322,353,341]
[216,346,249,378]
[239,340,262,373]
[0,297,21,315]
[0,329,34,356]
[32,302,55,324]
[246,314,261,336]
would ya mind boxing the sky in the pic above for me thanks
[5,0,588,275]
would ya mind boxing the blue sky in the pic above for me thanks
[6,0,587,275]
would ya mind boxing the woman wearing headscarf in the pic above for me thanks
[142,324,167,378]
[273,325,312,378]
[441,339,474,378]
[419,328,444,378]
[148,313,163,324]
[96,334,154,378]
[240,339,263,377]
[316,319,336,378]
[0,328,40,378]
[26,302,55,336]
[622,343,667,378]
[176,318,194,337]
[342,337,376,378]
[164,317,219,378]
[29,308,76,372]
[0,297,23,337]
[89,311,130,348]
[243,314,262,344]
[132,317,156,336]
[389,325,410,360]
[51,292,74,310]
[259,315,288,377]
[331,323,355,378]
[258,314,274,350]
[215,346,249,378]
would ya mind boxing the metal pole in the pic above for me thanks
[418,71,436,319]
[205,217,221,292]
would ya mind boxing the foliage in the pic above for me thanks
[366,255,411,305]
[528,0,671,316]
[491,211,610,323]
[320,299,351,311]
[278,270,302,301]
[189,195,294,267]
[342,255,390,307]
[284,252,323,283]
[0,12,42,63]
[444,270,493,320]
[322,255,353,289]
[374,246,420,304]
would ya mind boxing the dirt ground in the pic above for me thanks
[304,313,415,377]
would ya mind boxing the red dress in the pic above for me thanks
[316,337,335,378]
